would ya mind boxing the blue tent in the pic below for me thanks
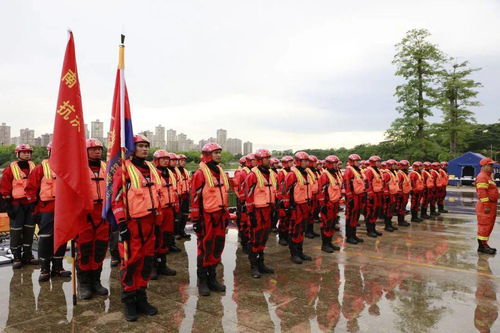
[448,151,500,186]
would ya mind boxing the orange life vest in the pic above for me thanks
[40,159,56,202]
[291,166,313,204]
[89,161,107,203]
[409,171,424,191]
[175,167,190,194]
[200,162,229,213]
[431,170,442,188]
[306,168,318,194]
[422,170,434,189]
[398,170,412,194]
[10,161,36,199]
[347,166,365,195]
[387,170,400,195]
[438,169,448,187]
[125,160,162,219]
[252,167,277,208]
[366,166,383,192]
[323,169,341,203]
[158,168,178,207]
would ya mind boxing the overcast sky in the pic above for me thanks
[1,0,499,151]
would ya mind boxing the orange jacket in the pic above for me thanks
[40,159,56,202]
[158,167,178,207]
[476,171,499,204]
[124,160,162,219]
[89,161,106,204]
[397,170,412,194]
[244,166,277,209]
[8,161,36,199]
[409,170,424,191]
[318,169,341,203]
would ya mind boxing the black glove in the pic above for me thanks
[118,222,130,242]
[192,218,201,233]
[348,198,355,209]
[321,206,328,215]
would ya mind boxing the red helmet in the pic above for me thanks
[134,134,150,144]
[239,157,246,164]
[15,144,32,153]
[348,154,361,161]
[167,152,178,160]
[399,160,410,167]
[294,151,309,161]
[386,159,397,166]
[86,138,103,149]
[381,161,387,168]
[325,155,339,165]
[246,153,255,161]
[431,162,440,168]
[308,155,318,163]
[281,156,293,163]
[412,161,422,167]
[255,149,271,159]
[440,161,448,167]
[178,154,187,160]
[368,155,381,163]
[153,149,169,159]
[270,157,279,165]
[423,161,431,168]
[202,142,222,154]
[46,142,52,151]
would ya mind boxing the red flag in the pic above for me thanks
[52,31,93,252]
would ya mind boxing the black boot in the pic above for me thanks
[38,258,51,282]
[478,240,497,255]
[430,205,439,216]
[258,252,274,274]
[109,230,121,267]
[169,244,182,253]
[51,257,72,278]
[92,268,109,296]
[249,252,261,278]
[345,225,358,244]
[157,254,176,276]
[241,237,250,255]
[289,242,303,264]
[305,223,315,239]
[411,211,422,222]
[366,223,378,238]
[384,218,395,232]
[397,215,410,227]
[77,270,93,300]
[353,228,364,243]
[122,291,138,322]
[438,204,448,213]
[298,243,312,261]
[197,267,210,296]
[278,231,289,246]
[10,228,23,269]
[207,265,226,292]
[420,207,431,219]
[373,223,383,236]
[150,259,158,280]
[22,246,39,265]
[136,288,158,316]
[321,235,335,253]
[12,247,23,269]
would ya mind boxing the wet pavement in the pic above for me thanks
[0,189,499,332]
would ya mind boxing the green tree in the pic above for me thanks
[386,28,446,160]
[438,60,481,156]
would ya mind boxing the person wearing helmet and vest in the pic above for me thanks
[243,149,276,278]
[175,154,191,240]
[429,162,442,217]
[438,162,449,213]
[164,153,182,253]
[190,142,229,296]
[269,157,280,233]
[282,151,314,264]
[359,160,369,222]
[475,158,499,254]
[396,160,411,227]
[317,155,342,252]
[421,162,434,219]
[233,156,250,253]
[305,155,321,239]
[343,154,366,244]
[0,144,38,269]
[151,149,177,280]
[363,156,384,238]
[75,139,110,299]
[111,134,160,321]
[409,162,424,222]
[277,155,293,246]
[25,143,72,282]
[381,159,399,232]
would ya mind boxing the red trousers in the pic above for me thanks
[365,192,383,223]
[383,194,396,218]
[309,196,320,224]
[278,207,289,234]
[119,214,156,292]
[411,191,423,212]
[289,203,310,244]
[477,201,497,240]
[249,206,272,253]
[196,210,227,267]
[76,204,110,271]
[437,186,446,206]
[345,194,363,227]
[320,202,339,237]
[421,188,434,210]
[396,193,409,216]
[155,206,175,255]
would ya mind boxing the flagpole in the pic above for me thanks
[119,35,129,264]
[71,239,77,305]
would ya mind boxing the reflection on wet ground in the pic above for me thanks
[0,189,499,332]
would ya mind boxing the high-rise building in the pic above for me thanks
[84,124,89,139]
[198,139,208,150]
[91,119,104,141]
[20,128,35,145]
[153,125,166,148]
[40,133,52,147]
[11,137,20,146]
[216,129,227,149]
[34,137,42,147]
[226,138,242,155]
[166,129,178,151]
[243,141,253,155]
[0,122,11,146]
[140,130,153,141]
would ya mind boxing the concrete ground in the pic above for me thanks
[0,189,499,332]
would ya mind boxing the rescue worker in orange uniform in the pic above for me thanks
[359,160,368,221]
[76,139,110,299]
[343,154,366,244]
[363,156,384,237]
[381,160,399,232]
[409,161,424,222]
[270,157,280,233]
[305,155,321,239]
[244,149,276,278]
[317,155,342,252]
[438,162,449,213]
[430,162,442,217]
[111,134,159,321]
[420,162,434,219]
[475,158,498,254]
[282,152,313,264]
[165,152,182,253]
[0,144,38,269]
[235,154,254,253]
[151,149,177,279]
[233,157,249,252]
[175,154,191,240]
[25,143,72,282]
[277,156,293,246]
[190,142,229,296]
[396,160,411,227]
